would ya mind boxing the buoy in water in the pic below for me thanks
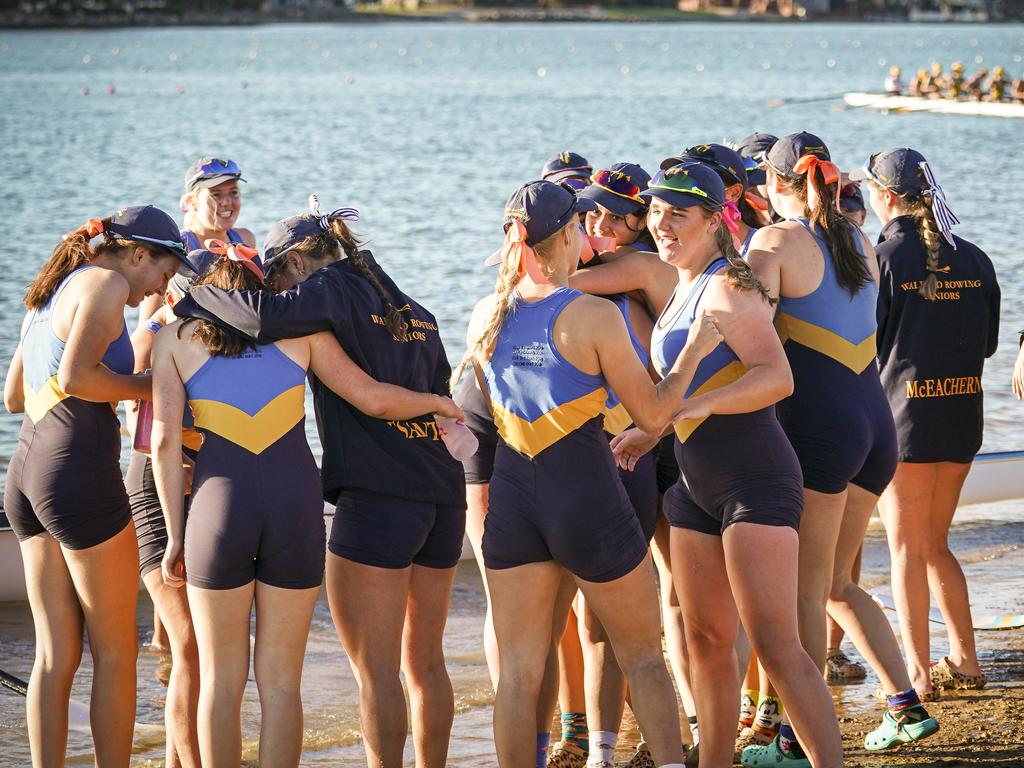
[106,85,116,95]
[175,85,185,94]
[80,87,90,95]
[344,75,354,85]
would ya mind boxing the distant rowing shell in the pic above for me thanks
[843,92,1024,119]
[871,593,1024,631]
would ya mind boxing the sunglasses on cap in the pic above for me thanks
[590,169,646,205]
[187,158,242,187]
[130,234,188,257]
[648,167,713,200]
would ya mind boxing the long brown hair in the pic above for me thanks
[704,208,775,305]
[779,169,871,295]
[24,220,159,310]
[178,260,264,356]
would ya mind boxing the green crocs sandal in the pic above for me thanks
[865,708,939,750]
[740,735,810,767]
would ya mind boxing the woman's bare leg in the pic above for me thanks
[465,483,499,688]
[796,489,847,672]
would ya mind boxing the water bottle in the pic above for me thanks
[436,414,479,461]
[133,399,155,455]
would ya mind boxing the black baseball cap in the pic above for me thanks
[541,151,593,184]
[839,182,865,213]
[640,162,727,210]
[661,144,748,188]
[765,132,832,179]
[849,148,931,196]
[106,205,194,273]
[577,162,651,217]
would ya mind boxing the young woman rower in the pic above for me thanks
[613,161,842,768]
[152,243,462,768]
[172,198,466,768]
[463,179,719,768]
[3,206,191,767]
[854,147,1000,698]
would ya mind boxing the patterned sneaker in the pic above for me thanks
[548,740,588,768]
[735,726,772,763]
[930,656,987,691]
[825,648,867,683]
[624,741,656,768]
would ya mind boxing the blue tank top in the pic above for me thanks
[775,218,877,374]
[651,258,746,443]
[482,286,609,459]
[740,227,757,258]
[21,266,133,425]
[183,228,244,252]
[603,294,650,435]
[185,343,307,455]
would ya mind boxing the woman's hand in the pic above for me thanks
[433,396,465,422]
[162,539,186,588]
[1013,344,1024,400]
[683,311,723,360]
[610,427,659,472]
[673,394,714,423]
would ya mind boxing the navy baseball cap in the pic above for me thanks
[106,205,194,273]
[577,162,651,217]
[262,214,327,270]
[661,144,748,188]
[849,148,931,195]
[483,180,597,267]
[541,151,593,184]
[735,132,779,163]
[765,132,831,179]
[183,156,246,193]
[839,182,865,213]
[166,248,221,300]
[742,156,767,187]
[640,162,727,210]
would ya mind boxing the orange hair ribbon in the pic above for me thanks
[205,238,265,281]
[743,190,769,212]
[792,154,840,212]
[501,220,549,285]
[63,217,104,242]
[579,231,616,265]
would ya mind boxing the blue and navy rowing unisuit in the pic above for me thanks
[182,343,324,589]
[482,286,648,582]
[739,227,757,258]
[652,258,803,535]
[5,266,134,549]
[774,217,897,495]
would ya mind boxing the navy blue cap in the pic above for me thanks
[735,132,779,163]
[183,156,245,193]
[742,156,767,186]
[765,132,831,179]
[839,182,865,212]
[848,147,931,196]
[167,248,221,299]
[541,151,593,184]
[640,161,727,210]
[662,144,748,188]
[262,214,328,269]
[577,162,652,217]
[106,205,194,273]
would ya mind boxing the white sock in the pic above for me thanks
[587,731,617,764]
[659,764,686,768]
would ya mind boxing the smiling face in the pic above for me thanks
[646,198,716,267]
[125,248,180,307]
[585,205,645,248]
[189,179,242,233]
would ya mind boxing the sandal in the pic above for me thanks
[825,648,867,683]
[547,740,588,768]
[864,707,939,750]
[735,726,773,762]
[740,734,810,768]
[930,656,987,691]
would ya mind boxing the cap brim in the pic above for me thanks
[578,186,645,217]
[639,188,711,210]
[189,174,246,191]
[746,168,767,186]
[847,167,871,182]
[659,156,685,171]
[544,169,590,184]
[483,249,502,268]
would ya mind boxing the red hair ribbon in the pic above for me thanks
[501,220,549,285]
[722,201,742,235]
[205,238,265,281]
[63,217,104,242]
[792,154,840,212]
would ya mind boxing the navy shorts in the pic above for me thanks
[329,488,466,569]
[664,408,804,536]
[459,378,498,485]
[614,436,658,541]
[5,402,131,550]
[654,433,680,495]
[484,419,648,583]
[777,344,898,496]
[185,426,325,590]
[126,451,168,577]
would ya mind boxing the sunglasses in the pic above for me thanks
[649,168,713,201]
[590,169,646,204]
[188,158,242,188]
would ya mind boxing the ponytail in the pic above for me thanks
[25,218,113,310]
[710,216,776,306]
[905,195,944,301]
[180,258,265,356]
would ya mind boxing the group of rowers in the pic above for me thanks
[1,133,1001,768]
[885,60,1024,102]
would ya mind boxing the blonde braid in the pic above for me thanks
[451,261,523,390]
[907,195,943,301]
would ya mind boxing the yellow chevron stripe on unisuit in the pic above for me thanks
[602,402,633,436]
[23,374,69,424]
[189,385,305,455]
[673,360,747,444]
[775,313,877,374]
[492,386,608,459]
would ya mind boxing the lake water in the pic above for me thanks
[0,20,1022,766]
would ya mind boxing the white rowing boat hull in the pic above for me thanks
[843,92,1024,119]
[1,450,1022,602]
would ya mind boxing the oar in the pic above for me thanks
[872,593,1024,631]
[765,93,847,108]
[0,667,162,737]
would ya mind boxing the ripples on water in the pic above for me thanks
[0,21,1022,765]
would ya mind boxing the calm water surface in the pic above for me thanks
[0,21,1022,765]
